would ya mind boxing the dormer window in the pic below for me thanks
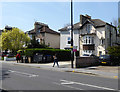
[100,37,105,45]
[38,29,41,33]
[86,24,91,33]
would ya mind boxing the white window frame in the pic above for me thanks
[83,36,94,45]
[100,39,105,45]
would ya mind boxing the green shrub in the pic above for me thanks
[24,48,71,61]
[1,57,4,60]
[107,46,120,57]
[107,46,120,65]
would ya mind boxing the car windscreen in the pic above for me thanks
[99,55,110,59]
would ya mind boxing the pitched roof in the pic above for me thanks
[27,29,36,34]
[27,22,60,35]
[80,19,116,29]
[91,19,106,27]
[59,22,81,31]
[40,26,60,35]
[35,22,48,27]
[80,19,106,29]
[59,15,116,31]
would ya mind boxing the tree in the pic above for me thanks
[0,28,30,53]
[112,18,118,27]
[107,46,120,65]
[112,18,120,33]
[64,23,71,28]
[118,18,120,33]
[108,46,120,57]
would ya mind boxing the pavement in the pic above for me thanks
[0,60,119,79]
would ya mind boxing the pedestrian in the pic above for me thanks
[16,52,21,63]
[53,54,59,67]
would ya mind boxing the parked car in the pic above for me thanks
[6,53,14,57]
[0,52,7,57]
[99,55,119,66]
[0,52,14,57]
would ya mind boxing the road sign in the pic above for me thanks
[73,46,77,52]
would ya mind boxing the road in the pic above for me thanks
[0,62,119,92]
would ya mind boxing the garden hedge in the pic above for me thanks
[24,48,71,61]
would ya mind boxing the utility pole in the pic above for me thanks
[71,0,74,68]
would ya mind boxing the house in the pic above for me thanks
[59,22,81,53]
[0,25,12,35]
[26,22,60,49]
[5,25,12,30]
[59,14,118,56]
[0,29,3,35]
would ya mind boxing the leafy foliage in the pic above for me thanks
[118,18,120,33]
[0,28,30,53]
[24,48,71,61]
[27,35,49,48]
[107,46,120,57]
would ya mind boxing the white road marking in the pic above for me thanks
[8,70,39,77]
[61,81,74,85]
[60,80,116,90]
[53,82,84,90]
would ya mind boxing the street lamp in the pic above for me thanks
[71,0,74,68]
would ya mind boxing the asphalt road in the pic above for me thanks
[0,62,119,92]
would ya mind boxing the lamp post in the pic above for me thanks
[71,0,74,68]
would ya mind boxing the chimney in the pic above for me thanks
[85,14,91,19]
[34,22,38,32]
[80,14,91,25]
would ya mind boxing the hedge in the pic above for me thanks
[24,48,71,61]
[107,46,120,57]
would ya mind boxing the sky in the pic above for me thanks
[0,1,118,32]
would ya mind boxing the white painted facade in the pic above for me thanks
[60,23,117,56]
[80,23,117,56]
[60,29,79,51]
[59,15,119,57]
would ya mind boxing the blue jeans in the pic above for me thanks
[53,59,59,67]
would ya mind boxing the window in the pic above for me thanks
[92,37,94,44]
[100,39,105,45]
[38,29,41,33]
[83,50,93,56]
[67,37,71,44]
[86,37,87,44]
[83,36,94,44]
[89,37,91,44]
[86,24,91,33]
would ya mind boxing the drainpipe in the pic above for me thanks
[110,23,112,47]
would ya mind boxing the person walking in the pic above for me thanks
[53,54,59,67]
[16,52,21,63]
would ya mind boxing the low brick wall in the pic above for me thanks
[76,57,99,68]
